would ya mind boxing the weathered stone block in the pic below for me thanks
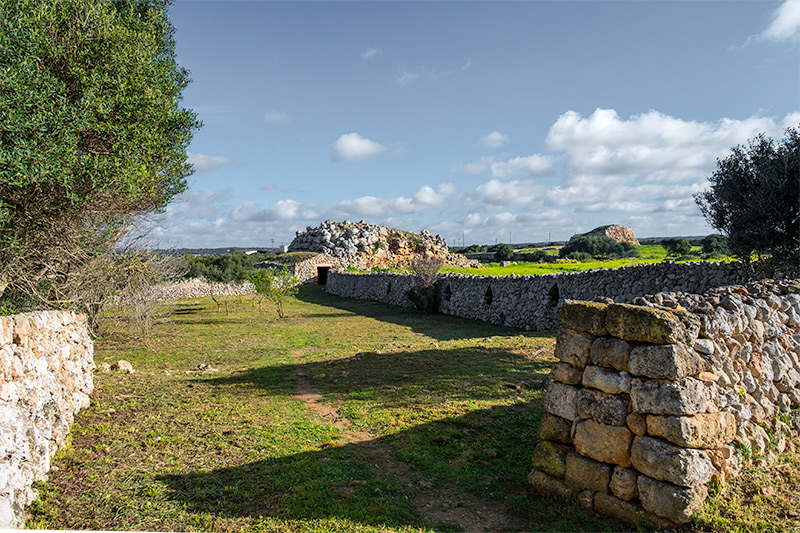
[646,412,736,449]
[576,388,629,426]
[593,493,647,525]
[630,436,716,487]
[610,466,638,501]
[626,412,647,436]
[560,300,608,336]
[573,419,634,467]
[590,337,630,372]
[554,329,593,368]
[630,378,711,416]
[638,475,708,524]
[544,382,579,421]
[538,413,573,445]
[528,469,573,501]
[628,343,711,380]
[565,452,611,493]
[582,365,631,394]
[531,440,571,478]
[605,303,690,344]
[550,362,583,385]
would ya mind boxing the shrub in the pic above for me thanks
[661,238,692,257]
[494,244,515,261]
[406,257,443,313]
[701,234,730,256]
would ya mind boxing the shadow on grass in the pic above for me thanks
[296,285,556,342]
[156,402,617,532]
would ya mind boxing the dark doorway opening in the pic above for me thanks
[317,266,330,285]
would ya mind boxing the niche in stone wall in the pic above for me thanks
[386,281,392,295]
[443,284,452,301]
[547,282,560,306]
[484,286,494,305]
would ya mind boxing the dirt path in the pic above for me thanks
[292,369,518,532]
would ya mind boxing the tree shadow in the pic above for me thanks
[155,401,615,532]
[296,285,555,342]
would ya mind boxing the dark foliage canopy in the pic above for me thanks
[0,0,200,308]
[695,127,799,277]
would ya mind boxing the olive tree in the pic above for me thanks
[0,0,200,310]
[695,127,799,277]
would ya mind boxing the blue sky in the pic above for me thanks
[152,0,800,249]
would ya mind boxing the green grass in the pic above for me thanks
[25,287,795,532]
[26,288,615,532]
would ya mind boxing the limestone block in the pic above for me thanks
[637,475,708,524]
[593,493,647,525]
[560,300,609,336]
[693,338,715,355]
[605,303,692,345]
[528,469,573,501]
[630,436,716,487]
[705,445,741,483]
[565,452,612,493]
[629,343,711,380]
[576,388,629,426]
[538,413,573,445]
[630,378,711,416]
[550,362,584,385]
[531,440,571,478]
[646,412,737,449]
[626,412,647,436]
[610,466,638,501]
[573,419,634,467]
[544,382,579,421]
[582,365,631,394]
[590,337,630,372]
[554,329,593,368]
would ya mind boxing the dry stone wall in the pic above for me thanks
[529,279,800,526]
[326,261,746,330]
[0,311,94,528]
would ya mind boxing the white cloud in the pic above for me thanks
[479,131,509,149]
[413,183,457,207]
[264,110,293,125]
[187,152,231,172]
[490,155,554,179]
[546,108,791,183]
[451,156,494,175]
[260,183,278,192]
[472,179,542,208]
[332,132,386,162]
[762,0,800,40]
[362,47,383,60]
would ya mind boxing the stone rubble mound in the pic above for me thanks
[581,225,640,246]
[288,220,478,269]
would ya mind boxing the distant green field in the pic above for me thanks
[442,245,731,276]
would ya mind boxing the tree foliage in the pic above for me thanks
[695,127,799,277]
[661,238,692,257]
[700,234,730,257]
[559,235,638,260]
[494,243,515,261]
[0,0,200,310]
[248,267,301,318]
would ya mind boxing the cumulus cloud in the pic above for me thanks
[762,0,800,40]
[479,131,509,149]
[187,152,231,172]
[490,155,554,179]
[472,179,542,208]
[264,110,293,124]
[334,184,457,218]
[546,108,791,183]
[361,47,383,60]
[332,132,386,162]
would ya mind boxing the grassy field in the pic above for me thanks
[26,287,799,532]
[443,244,724,277]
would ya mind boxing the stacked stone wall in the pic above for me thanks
[529,279,800,525]
[0,311,94,528]
[326,261,746,330]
